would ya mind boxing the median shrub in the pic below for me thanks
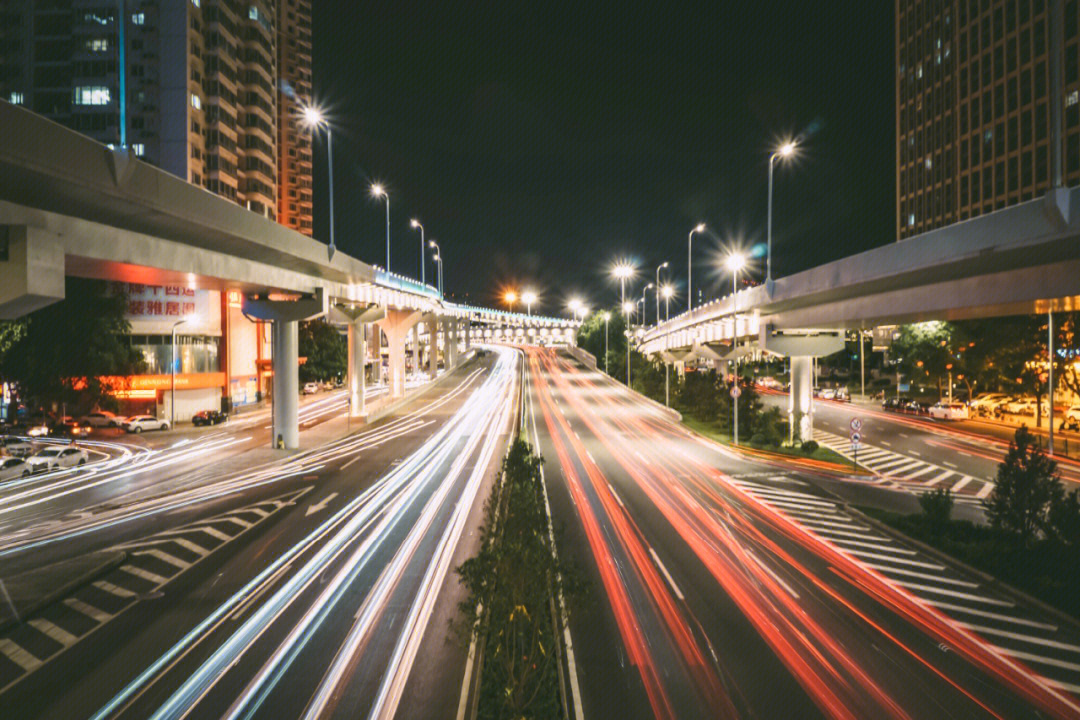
[800,440,819,455]
[454,439,584,720]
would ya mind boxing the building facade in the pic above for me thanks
[896,0,1077,240]
[276,0,313,235]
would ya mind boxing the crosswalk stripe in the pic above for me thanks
[0,639,41,672]
[792,517,871,532]
[958,623,1080,654]
[120,564,169,585]
[863,563,980,588]
[161,525,231,542]
[893,580,1015,606]
[133,548,191,570]
[27,618,78,647]
[976,482,995,499]
[844,550,946,570]
[63,597,112,622]
[887,459,927,474]
[870,457,918,471]
[761,499,839,514]
[744,491,837,508]
[826,537,914,553]
[811,526,896,542]
[951,476,975,491]
[928,601,1057,630]
[993,647,1080,674]
[218,516,254,529]
[924,470,955,486]
[906,465,939,479]
[91,580,138,598]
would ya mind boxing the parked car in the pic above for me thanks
[123,415,170,433]
[191,410,228,426]
[1059,405,1080,432]
[834,387,851,402]
[0,457,31,480]
[929,401,970,420]
[819,388,837,400]
[969,393,1009,413]
[57,417,91,438]
[756,376,783,390]
[904,399,932,414]
[27,446,88,472]
[1003,397,1047,416]
[25,419,50,437]
[882,396,912,411]
[302,382,320,395]
[80,410,122,428]
[0,435,34,457]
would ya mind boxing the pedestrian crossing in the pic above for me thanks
[812,428,993,504]
[0,487,310,694]
[727,474,1080,697]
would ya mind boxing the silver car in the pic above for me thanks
[0,457,31,481]
[27,446,89,472]
[123,415,170,433]
[0,436,34,457]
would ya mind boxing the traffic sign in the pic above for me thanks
[730,386,741,398]
[850,417,862,432]
[850,431,861,444]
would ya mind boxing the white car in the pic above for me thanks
[302,382,320,395]
[27,446,88,472]
[0,457,31,480]
[25,421,50,437]
[1004,397,1047,416]
[0,436,34,457]
[80,410,122,428]
[969,393,1009,412]
[819,388,837,400]
[123,415,170,433]
[929,402,969,420]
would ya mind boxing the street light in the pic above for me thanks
[601,311,611,374]
[767,140,797,290]
[612,263,635,386]
[301,106,336,261]
[505,290,518,312]
[641,283,653,324]
[688,223,705,312]
[429,239,443,297]
[661,284,674,321]
[410,219,425,285]
[371,183,390,273]
[170,317,189,429]
[726,251,747,445]
[522,290,538,316]
[568,297,583,321]
[655,261,668,324]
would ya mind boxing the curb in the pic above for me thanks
[0,549,128,634]
[844,505,1080,633]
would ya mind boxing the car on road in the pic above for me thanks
[26,446,88,472]
[904,399,932,414]
[79,410,122,428]
[57,417,91,438]
[755,376,783,390]
[0,435,34,457]
[0,457,30,480]
[819,388,837,400]
[123,415,170,433]
[192,410,228,426]
[25,419,50,437]
[929,401,970,420]
[302,382,320,395]
[882,396,912,411]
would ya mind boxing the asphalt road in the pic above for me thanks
[0,347,518,719]
[525,348,1080,719]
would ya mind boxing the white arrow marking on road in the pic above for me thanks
[305,492,338,517]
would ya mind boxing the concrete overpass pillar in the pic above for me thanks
[381,308,422,399]
[272,320,300,449]
[347,321,366,414]
[790,356,814,444]
[243,289,326,449]
[463,318,471,350]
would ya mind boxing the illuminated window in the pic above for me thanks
[908,213,916,226]
[87,38,109,52]
[132,143,145,156]
[191,93,201,110]
[73,86,111,105]
[8,92,23,104]
[132,12,145,25]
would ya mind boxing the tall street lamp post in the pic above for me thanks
[301,106,336,261]
[661,285,674,321]
[687,223,705,312]
[622,300,635,386]
[602,311,610,374]
[613,263,634,386]
[767,141,796,292]
[522,290,537,316]
[429,240,443,297]
[410,219,425,285]
[371,184,390,273]
[170,318,188,429]
[726,252,747,445]
[505,290,518,313]
[655,261,668,324]
[641,283,653,325]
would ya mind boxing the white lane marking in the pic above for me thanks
[944,461,959,469]
[951,477,975,492]
[27,618,78,647]
[976,483,995,499]
[888,459,927,474]
[863,563,980,587]
[119,564,170,585]
[843,551,946,570]
[899,433,910,438]
[827,538,916,554]
[91,580,138,598]
[0,639,41,671]
[608,484,626,509]
[880,441,892,447]
[906,466,938,479]
[746,550,799,599]
[871,457,919,471]
[648,547,685,600]
[893,581,1015,606]
[924,470,955,486]
[929,601,1056,630]
[791,517,871,532]
[908,449,920,456]
[761,499,840,514]
[745,492,837,509]
[958,623,1080,654]
[64,597,112,622]
[994,647,1080,674]
[133,548,191,570]
[305,492,339,517]
[811,526,898,543]
[218,515,254,529]
[341,453,364,470]
[160,525,232,542]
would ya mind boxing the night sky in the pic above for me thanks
[311,1,895,315]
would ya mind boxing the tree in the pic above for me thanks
[919,488,954,532]
[984,427,1063,547]
[298,319,346,383]
[576,309,626,377]
[0,278,144,413]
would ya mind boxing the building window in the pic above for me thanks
[132,12,145,25]
[132,143,145,156]
[74,86,111,105]
[86,38,109,52]
[191,93,201,110]
[908,213,916,227]
[8,92,23,105]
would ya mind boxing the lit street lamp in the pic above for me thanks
[301,106,335,261]
[568,297,583,321]
[767,140,797,290]
[522,290,538,316]
[687,223,705,311]
[170,317,189,429]
[371,184,390,273]
[661,284,674,321]
[429,239,443,297]
[726,251,747,445]
[641,283,653,324]
[505,290,518,312]
[655,261,668,324]
[410,219,425,285]
[612,263,634,386]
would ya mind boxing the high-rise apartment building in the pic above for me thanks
[0,0,289,222]
[896,0,1075,240]
[276,0,313,235]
